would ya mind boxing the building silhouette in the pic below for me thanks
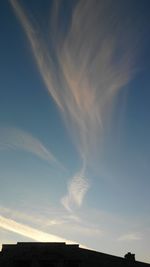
[0,242,150,267]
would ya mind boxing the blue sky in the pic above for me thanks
[0,0,150,263]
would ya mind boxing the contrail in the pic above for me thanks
[0,214,89,248]
[0,215,74,243]
[10,0,137,208]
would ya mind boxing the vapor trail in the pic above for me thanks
[0,215,74,243]
[10,0,137,208]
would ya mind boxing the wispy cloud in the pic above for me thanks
[118,233,142,242]
[61,170,90,211]
[10,0,138,209]
[10,0,136,161]
[0,206,44,226]
[0,127,63,169]
[0,206,102,242]
[0,205,70,227]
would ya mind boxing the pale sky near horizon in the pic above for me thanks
[0,0,150,263]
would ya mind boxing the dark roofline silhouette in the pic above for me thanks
[0,242,149,267]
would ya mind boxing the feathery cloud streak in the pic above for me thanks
[10,0,137,209]
[0,127,62,168]
[9,0,135,163]
[118,233,142,241]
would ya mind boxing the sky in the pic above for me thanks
[0,0,150,263]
